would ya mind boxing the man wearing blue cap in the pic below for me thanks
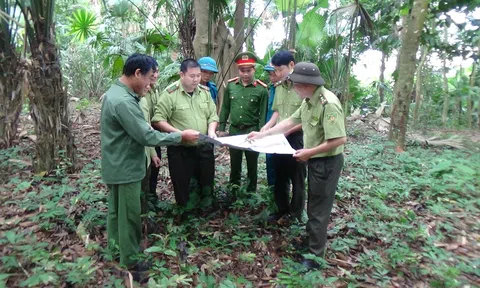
[264,61,281,187]
[198,57,219,106]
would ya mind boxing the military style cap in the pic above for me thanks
[234,51,258,67]
[287,62,325,86]
[198,56,219,73]
[264,59,275,72]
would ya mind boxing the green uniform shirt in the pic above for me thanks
[272,80,303,122]
[290,86,346,158]
[152,80,218,135]
[139,96,157,167]
[219,78,268,131]
[101,80,182,184]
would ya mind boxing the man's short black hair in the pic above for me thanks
[180,58,200,73]
[147,56,159,72]
[271,50,295,66]
[123,53,157,76]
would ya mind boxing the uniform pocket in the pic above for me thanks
[308,117,319,127]
[175,104,190,111]
[198,101,209,109]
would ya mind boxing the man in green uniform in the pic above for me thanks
[218,51,268,194]
[261,50,306,223]
[140,64,161,214]
[248,62,347,270]
[101,54,199,280]
[152,59,219,210]
[264,59,281,187]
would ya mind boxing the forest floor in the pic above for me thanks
[0,103,479,288]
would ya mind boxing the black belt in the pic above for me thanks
[231,124,256,130]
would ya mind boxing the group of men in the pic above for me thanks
[100,50,347,281]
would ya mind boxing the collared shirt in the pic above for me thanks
[266,83,277,122]
[139,96,157,167]
[152,80,219,135]
[205,81,218,104]
[290,86,346,158]
[272,80,303,122]
[219,78,268,131]
[100,80,182,184]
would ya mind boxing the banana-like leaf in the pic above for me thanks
[297,7,326,48]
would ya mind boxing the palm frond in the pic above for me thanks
[68,8,97,41]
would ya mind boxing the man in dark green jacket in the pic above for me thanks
[100,53,199,281]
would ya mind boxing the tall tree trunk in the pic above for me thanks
[467,61,476,129]
[234,0,245,52]
[378,51,386,104]
[246,0,255,51]
[213,20,236,115]
[0,50,25,149]
[388,16,408,140]
[25,19,76,172]
[468,40,479,129]
[441,27,449,127]
[193,0,209,58]
[413,45,428,124]
[179,2,196,58]
[389,0,429,152]
[454,66,463,128]
[288,0,297,50]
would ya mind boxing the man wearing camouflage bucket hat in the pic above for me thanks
[248,62,347,270]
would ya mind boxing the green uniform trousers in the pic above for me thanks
[272,131,306,219]
[107,181,142,268]
[306,153,344,257]
[141,163,158,214]
[229,125,259,193]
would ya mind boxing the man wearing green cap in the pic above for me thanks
[218,51,268,194]
[198,56,219,106]
[248,62,347,270]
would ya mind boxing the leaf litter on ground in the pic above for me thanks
[0,104,479,287]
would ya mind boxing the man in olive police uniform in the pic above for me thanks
[152,59,219,209]
[261,50,306,223]
[101,54,199,280]
[248,62,347,270]
[218,51,268,194]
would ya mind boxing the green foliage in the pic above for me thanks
[68,8,97,41]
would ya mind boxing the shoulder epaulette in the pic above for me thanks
[228,77,239,83]
[198,84,210,91]
[256,79,268,88]
[319,94,328,106]
[166,83,179,94]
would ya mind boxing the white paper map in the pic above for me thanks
[200,134,296,154]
